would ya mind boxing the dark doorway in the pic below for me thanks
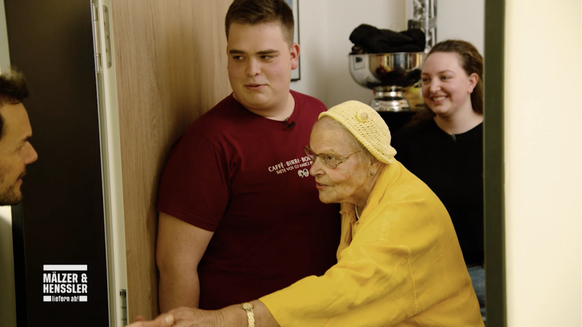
[5,1,110,326]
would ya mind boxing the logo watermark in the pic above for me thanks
[42,264,88,302]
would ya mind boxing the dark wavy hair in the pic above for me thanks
[225,0,295,46]
[0,68,29,139]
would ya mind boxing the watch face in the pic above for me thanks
[242,303,254,310]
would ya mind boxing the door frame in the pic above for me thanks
[483,0,507,326]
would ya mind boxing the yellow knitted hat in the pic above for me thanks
[318,100,397,164]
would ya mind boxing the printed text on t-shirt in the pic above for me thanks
[268,155,313,176]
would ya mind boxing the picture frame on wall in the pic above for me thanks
[284,0,300,81]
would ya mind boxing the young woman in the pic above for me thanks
[392,39,486,322]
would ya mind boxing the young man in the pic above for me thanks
[155,0,340,313]
[0,69,38,206]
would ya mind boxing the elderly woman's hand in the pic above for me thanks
[124,313,175,327]
[125,307,227,327]
[125,300,277,327]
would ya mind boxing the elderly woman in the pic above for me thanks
[129,101,483,327]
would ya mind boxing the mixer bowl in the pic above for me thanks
[349,52,425,89]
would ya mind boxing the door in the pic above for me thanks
[4,0,110,326]
[106,0,233,322]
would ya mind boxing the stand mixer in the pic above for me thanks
[348,52,425,112]
[348,0,436,113]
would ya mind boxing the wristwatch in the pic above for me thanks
[241,302,256,327]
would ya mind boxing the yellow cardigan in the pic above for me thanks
[260,160,484,326]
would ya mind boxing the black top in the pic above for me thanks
[392,119,484,265]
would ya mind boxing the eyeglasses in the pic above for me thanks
[304,145,362,169]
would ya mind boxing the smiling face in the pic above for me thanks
[420,52,478,119]
[226,22,299,118]
[0,103,38,205]
[308,119,378,207]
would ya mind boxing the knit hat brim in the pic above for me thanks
[318,100,396,164]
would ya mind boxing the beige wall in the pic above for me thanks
[505,0,581,326]
[0,0,8,70]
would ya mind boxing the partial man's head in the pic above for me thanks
[225,0,295,46]
[225,0,299,117]
[0,69,38,205]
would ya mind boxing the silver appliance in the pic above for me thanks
[349,52,425,112]
[349,0,437,113]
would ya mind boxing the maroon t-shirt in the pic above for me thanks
[157,91,341,309]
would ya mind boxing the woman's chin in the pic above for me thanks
[318,193,335,204]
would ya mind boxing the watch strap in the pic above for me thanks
[241,302,256,327]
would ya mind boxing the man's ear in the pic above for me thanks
[290,43,300,70]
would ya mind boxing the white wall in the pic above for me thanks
[292,0,406,107]
[437,0,484,55]
[291,0,484,108]
[288,0,329,103]
[504,0,581,326]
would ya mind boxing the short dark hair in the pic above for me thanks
[428,40,484,114]
[225,0,295,46]
[0,68,29,140]
[0,68,28,106]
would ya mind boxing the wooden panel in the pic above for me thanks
[110,0,233,320]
